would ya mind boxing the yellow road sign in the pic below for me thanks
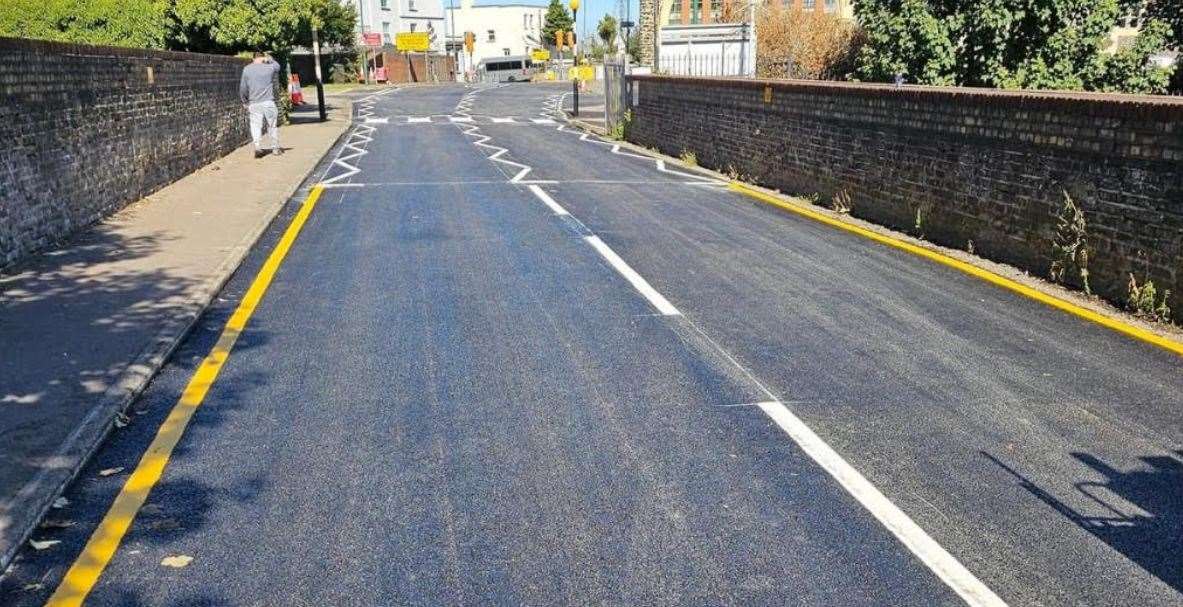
[531,49,550,61]
[396,31,430,52]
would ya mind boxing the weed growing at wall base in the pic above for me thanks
[1127,275,1172,323]
[1050,191,1091,295]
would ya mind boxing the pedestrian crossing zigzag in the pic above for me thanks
[321,88,393,185]
[551,121,721,185]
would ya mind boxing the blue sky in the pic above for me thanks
[471,0,642,42]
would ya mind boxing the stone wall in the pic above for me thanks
[0,37,250,267]
[627,75,1183,315]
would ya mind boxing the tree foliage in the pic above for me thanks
[542,0,574,49]
[756,5,864,80]
[854,0,1175,93]
[597,14,617,46]
[0,0,356,55]
[172,0,355,54]
[0,0,171,48]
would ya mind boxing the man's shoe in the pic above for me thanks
[254,149,266,159]
[272,148,284,157]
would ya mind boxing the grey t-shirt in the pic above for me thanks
[239,61,280,104]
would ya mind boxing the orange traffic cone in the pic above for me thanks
[289,74,304,105]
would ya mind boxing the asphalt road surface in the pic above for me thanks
[3,83,1181,606]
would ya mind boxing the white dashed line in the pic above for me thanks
[584,235,680,316]
[528,185,568,216]
[407,116,432,123]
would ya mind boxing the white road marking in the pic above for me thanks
[531,118,556,124]
[449,115,474,123]
[491,117,516,123]
[407,116,432,123]
[754,401,1007,607]
[528,185,568,216]
[584,236,680,316]
[364,118,389,124]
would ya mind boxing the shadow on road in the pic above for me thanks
[985,450,1183,593]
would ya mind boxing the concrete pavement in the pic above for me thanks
[0,97,352,570]
[2,83,1181,606]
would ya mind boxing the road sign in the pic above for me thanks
[396,31,430,52]
[362,32,382,47]
[531,49,550,61]
[464,31,475,54]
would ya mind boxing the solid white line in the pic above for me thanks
[407,116,432,123]
[528,185,568,216]
[753,401,1008,607]
[492,117,516,123]
[584,236,680,316]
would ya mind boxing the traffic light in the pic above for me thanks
[464,31,475,54]
[555,30,565,51]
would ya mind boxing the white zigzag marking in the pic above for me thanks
[321,88,395,185]
[544,93,722,185]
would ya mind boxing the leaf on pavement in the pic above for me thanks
[29,539,60,550]
[22,582,44,591]
[140,503,164,515]
[51,497,70,509]
[161,555,194,568]
[98,467,125,477]
[114,413,130,428]
[145,517,183,531]
[39,518,76,530]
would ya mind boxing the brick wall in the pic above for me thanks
[0,37,250,267]
[627,75,1183,315]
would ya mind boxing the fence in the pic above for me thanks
[603,59,630,135]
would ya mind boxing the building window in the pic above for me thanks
[380,0,390,9]
[408,0,417,10]
[503,48,511,56]
[382,22,392,44]
[824,0,837,11]
[803,0,816,10]
[690,0,702,23]
[488,29,496,42]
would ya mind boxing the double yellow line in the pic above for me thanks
[729,182,1183,357]
[45,185,326,606]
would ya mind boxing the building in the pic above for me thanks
[444,0,548,75]
[344,0,447,51]
[662,0,853,24]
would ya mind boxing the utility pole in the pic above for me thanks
[449,0,459,81]
[312,24,327,122]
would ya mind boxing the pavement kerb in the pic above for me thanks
[557,116,1183,357]
[0,99,356,573]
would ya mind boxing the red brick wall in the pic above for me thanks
[627,75,1183,315]
[0,37,249,268]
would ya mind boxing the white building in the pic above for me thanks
[444,0,548,74]
[344,0,447,51]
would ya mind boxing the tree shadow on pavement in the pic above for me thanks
[985,450,1183,593]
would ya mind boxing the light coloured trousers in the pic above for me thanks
[248,101,279,151]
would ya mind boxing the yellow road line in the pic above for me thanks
[45,185,326,607]
[728,182,1183,358]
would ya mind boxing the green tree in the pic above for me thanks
[597,13,617,46]
[0,0,171,48]
[542,0,574,50]
[854,0,1175,93]
[854,0,957,85]
[171,0,356,55]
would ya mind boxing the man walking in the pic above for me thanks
[240,52,283,158]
